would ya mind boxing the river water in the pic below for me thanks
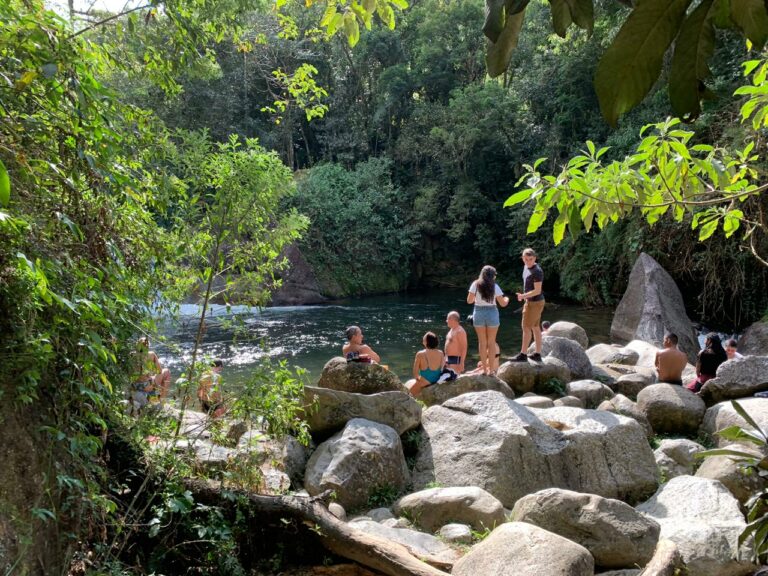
[156,289,614,386]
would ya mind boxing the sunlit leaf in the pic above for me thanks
[0,159,9,207]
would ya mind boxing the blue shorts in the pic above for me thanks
[473,306,499,327]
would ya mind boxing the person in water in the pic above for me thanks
[342,325,381,363]
[444,311,468,374]
[405,331,445,397]
[467,265,509,375]
[687,333,728,393]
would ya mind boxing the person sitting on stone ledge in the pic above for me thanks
[687,333,727,393]
[405,331,445,397]
[654,332,688,385]
[724,338,744,360]
[342,325,381,364]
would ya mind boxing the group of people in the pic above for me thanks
[655,332,743,393]
[343,248,548,397]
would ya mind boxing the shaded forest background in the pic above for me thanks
[111,0,768,329]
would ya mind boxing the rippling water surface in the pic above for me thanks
[155,289,614,385]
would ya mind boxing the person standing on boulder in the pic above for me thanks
[467,265,509,375]
[513,248,545,362]
[444,311,468,374]
[655,332,688,385]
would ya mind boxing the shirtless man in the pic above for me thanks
[130,337,171,412]
[655,333,688,385]
[343,326,381,363]
[444,311,468,374]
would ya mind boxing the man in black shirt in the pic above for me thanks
[513,248,545,362]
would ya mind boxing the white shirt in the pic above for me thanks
[469,281,503,306]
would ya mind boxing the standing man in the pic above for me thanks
[444,311,468,374]
[655,333,688,385]
[513,248,545,362]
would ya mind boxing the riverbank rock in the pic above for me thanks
[349,520,460,568]
[269,244,327,306]
[699,356,768,405]
[637,384,706,435]
[438,523,472,544]
[452,522,594,576]
[411,391,657,507]
[700,398,768,447]
[539,336,593,380]
[624,339,664,368]
[317,357,405,394]
[566,379,614,408]
[516,395,555,408]
[613,372,654,398]
[639,539,685,576]
[496,357,571,395]
[511,488,660,569]
[237,431,311,487]
[587,343,640,366]
[636,476,754,576]
[303,387,421,436]
[419,374,514,407]
[304,419,409,510]
[610,253,699,363]
[555,395,584,408]
[392,486,506,532]
[695,443,767,504]
[597,394,653,438]
[545,321,589,349]
[654,439,705,479]
[739,320,768,355]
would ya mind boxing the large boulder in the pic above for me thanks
[696,443,767,504]
[317,357,405,394]
[516,395,555,408]
[269,244,327,305]
[539,336,593,380]
[419,374,514,407]
[636,476,754,576]
[653,439,705,479]
[349,520,460,568]
[392,486,506,532]
[587,343,640,366]
[639,539,685,576]
[511,487,660,569]
[496,357,571,396]
[613,372,654,398]
[411,391,657,508]
[303,386,421,435]
[598,393,653,438]
[304,419,409,510]
[237,431,311,487]
[610,253,699,363]
[566,379,614,408]
[739,320,768,356]
[699,356,768,405]
[545,321,589,349]
[700,397,768,447]
[637,383,706,435]
[452,522,594,576]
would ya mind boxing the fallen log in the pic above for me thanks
[186,479,451,576]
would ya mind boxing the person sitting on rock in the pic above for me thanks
[130,336,171,414]
[687,333,727,393]
[724,338,744,360]
[197,359,226,418]
[343,325,381,364]
[541,320,551,335]
[405,331,445,397]
[654,332,688,385]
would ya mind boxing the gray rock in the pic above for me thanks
[700,356,768,405]
[566,379,615,408]
[191,441,237,469]
[438,523,472,544]
[599,571,640,576]
[419,374,514,407]
[610,253,699,363]
[638,539,685,576]
[637,383,706,435]
[412,391,658,507]
[700,398,768,447]
[636,476,754,576]
[304,418,409,510]
[544,321,590,349]
[624,339,666,369]
[613,372,654,398]
[317,357,405,394]
[496,357,571,396]
[587,343,640,366]
[598,394,653,438]
[540,336,594,380]
[654,439,705,479]
[554,395,584,407]
[515,396,555,408]
[350,520,460,568]
[328,502,346,520]
[366,507,394,522]
[452,522,594,576]
[303,386,421,435]
[237,432,311,487]
[739,320,768,356]
[512,487,660,569]
[393,486,506,532]
[696,443,766,504]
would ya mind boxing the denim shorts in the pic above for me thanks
[473,305,500,327]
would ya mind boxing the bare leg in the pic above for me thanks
[486,326,499,374]
[405,378,427,398]
[531,326,542,354]
[155,368,171,400]
[474,326,489,374]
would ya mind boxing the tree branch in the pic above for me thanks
[67,4,152,40]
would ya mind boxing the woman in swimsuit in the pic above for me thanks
[405,332,444,397]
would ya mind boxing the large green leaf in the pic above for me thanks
[486,8,526,77]
[549,0,573,37]
[595,0,693,126]
[669,0,717,119]
[484,0,507,42]
[731,0,768,48]
[0,159,9,207]
[564,0,593,32]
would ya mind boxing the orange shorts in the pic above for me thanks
[522,299,545,329]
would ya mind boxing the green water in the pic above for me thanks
[157,289,614,385]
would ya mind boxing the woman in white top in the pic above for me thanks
[467,265,509,375]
